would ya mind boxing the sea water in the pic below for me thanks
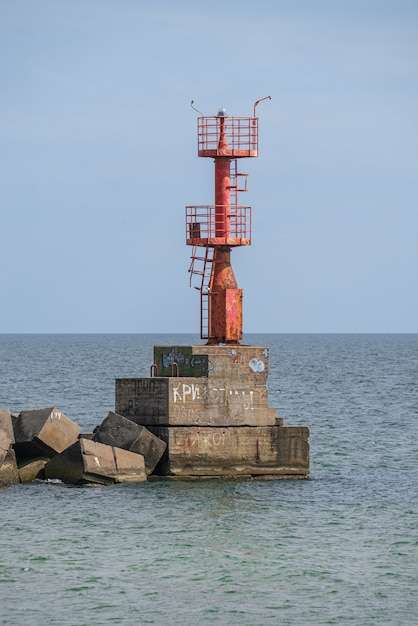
[1,334,417,625]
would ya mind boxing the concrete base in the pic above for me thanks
[115,345,310,479]
[149,424,309,477]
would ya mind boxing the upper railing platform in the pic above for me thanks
[198,116,258,158]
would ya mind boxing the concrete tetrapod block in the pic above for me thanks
[93,411,166,475]
[1,408,15,465]
[0,408,15,446]
[13,407,81,462]
[18,458,50,483]
[0,408,19,487]
[0,448,19,487]
[44,438,147,485]
[0,428,12,466]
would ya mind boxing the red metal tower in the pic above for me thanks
[187,97,271,345]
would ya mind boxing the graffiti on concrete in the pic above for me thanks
[171,381,256,424]
[156,346,208,376]
[245,356,268,386]
[248,358,265,373]
[174,429,232,451]
[172,382,254,408]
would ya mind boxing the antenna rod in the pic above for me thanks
[191,100,204,116]
[253,96,271,117]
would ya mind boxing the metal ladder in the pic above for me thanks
[229,159,248,208]
[188,246,214,339]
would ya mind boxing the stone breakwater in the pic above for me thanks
[0,407,166,487]
[1,344,310,486]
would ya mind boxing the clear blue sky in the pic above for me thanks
[1,0,417,333]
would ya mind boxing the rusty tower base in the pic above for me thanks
[115,345,309,479]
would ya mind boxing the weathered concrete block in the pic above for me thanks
[0,428,13,467]
[148,425,310,478]
[115,344,310,479]
[0,448,19,487]
[18,458,49,483]
[0,409,19,487]
[116,377,277,427]
[0,408,15,444]
[153,346,208,377]
[13,407,81,461]
[1,409,16,482]
[93,411,166,475]
[44,438,146,485]
[116,346,279,427]
[112,446,146,483]
[116,378,168,424]
[153,345,272,383]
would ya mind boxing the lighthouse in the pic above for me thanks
[115,100,310,479]
[187,99,269,343]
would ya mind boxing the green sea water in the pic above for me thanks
[1,334,417,625]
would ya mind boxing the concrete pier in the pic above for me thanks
[115,345,309,478]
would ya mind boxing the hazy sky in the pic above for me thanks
[1,0,417,334]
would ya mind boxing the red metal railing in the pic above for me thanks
[198,117,258,157]
[186,205,252,246]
